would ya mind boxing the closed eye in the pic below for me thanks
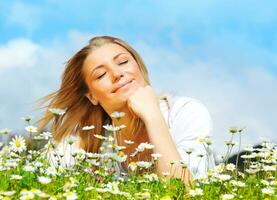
[119,60,128,65]
[97,72,106,79]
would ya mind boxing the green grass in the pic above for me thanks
[0,121,276,199]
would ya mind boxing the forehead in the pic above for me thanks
[84,43,130,69]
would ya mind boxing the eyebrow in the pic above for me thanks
[91,52,127,75]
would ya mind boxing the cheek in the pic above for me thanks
[132,66,147,85]
[129,62,144,79]
[88,81,110,98]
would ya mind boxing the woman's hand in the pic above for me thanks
[127,85,161,122]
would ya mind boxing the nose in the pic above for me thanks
[110,66,124,82]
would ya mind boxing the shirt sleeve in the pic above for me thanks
[169,97,215,178]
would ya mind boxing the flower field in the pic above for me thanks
[0,113,276,199]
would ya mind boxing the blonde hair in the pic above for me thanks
[37,36,151,153]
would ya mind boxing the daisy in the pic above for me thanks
[226,163,236,172]
[185,148,193,155]
[131,143,154,157]
[5,161,18,168]
[244,146,255,152]
[46,166,58,176]
[225,141,236,146]
[124,140,134,145]
[49,108,66,116]
[270,180,276,186]
[95,188,109,193]
[115,145,126,151]
[162,172,170,180]
[198,176,210,184]
[143,173,159,181]
[197,137,205,143]
[262,165,276,171]
[217,174,232,181]
[106,181,121,195]
[10,174,22,180]
[261,180,270,186]
[0,128,11,135]
[128,162,137,171]
[23,165,35,172]
[108,135,115,142]
[261,187,274,195]
[84,186,95,191]
[94,134,107,140]
[188,188,203,197]
[25,125,38,133]
[110,111,125,120]
[20,190,35,200]
[2,190,16,196]
[205,136,213,145]
[41,131,53,140]
[44,140,57,151]
[36,191,50,198]
[38,176,51,184]
[230,180,245,187]
[245,168,259,174]
[21,115,32,122]
[135,192,151,198]
[160,195,172,200]
[33,135,44,140]
[66,136,77,145]
[63,181,77,191]
[136,161,152,169]
[137,142,154,152]
[222,194,235,200]
[103,124,125,132]
[82,125,95,131]
[179,160,187,168]
[241,154,256,159]
[9,135,27,153]
[63,191,78,200]
[151,153,162,160]
[229,127,238,134]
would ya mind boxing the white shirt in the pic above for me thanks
[159,94,215,178]
[47,94,215,178]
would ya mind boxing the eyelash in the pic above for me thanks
[96,60,128,79]
[120,60,128,65]
[97,72,106,79]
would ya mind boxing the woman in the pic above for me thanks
[38,36,214,185]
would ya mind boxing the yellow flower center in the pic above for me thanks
[15,140,21,147]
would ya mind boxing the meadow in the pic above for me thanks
[0,111,276,199]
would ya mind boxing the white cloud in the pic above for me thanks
[0,37,70,133]
[0,39,40,70]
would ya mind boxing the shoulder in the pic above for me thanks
[171,96,211,119]
[166,94,213,138]
[159,93,210,115]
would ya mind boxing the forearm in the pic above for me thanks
[143,112,194,185]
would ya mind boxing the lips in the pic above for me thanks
[112,80,132,93]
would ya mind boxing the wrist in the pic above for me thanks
[142,110,164,125]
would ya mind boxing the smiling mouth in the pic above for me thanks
[112,80,133,93]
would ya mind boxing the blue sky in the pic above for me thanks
[0,0,276,154]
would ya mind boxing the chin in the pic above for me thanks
[119,91,133,101]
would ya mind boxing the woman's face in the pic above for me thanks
[83,43,148,114]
